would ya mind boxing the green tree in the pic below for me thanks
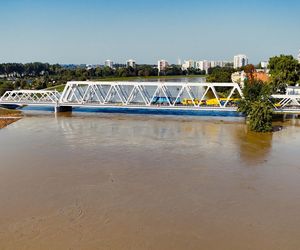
[0,82,14,96]
[136,65,157,76]
[102,66,115,77]
[248,99,273,132]
[268,55,300,93]
[94,67,103,77]
[243,64,256,79]
[207,67,235,82]
[238,80,273,132]
[165,65,183,76]
[116,67,129,77]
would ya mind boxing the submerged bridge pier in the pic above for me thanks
[54,105,72,113]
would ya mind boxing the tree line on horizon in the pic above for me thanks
[0,62,207,79]
[0,62,207,94]
[0,55,300,132]
[0,55,299,95]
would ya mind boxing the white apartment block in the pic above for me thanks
[196,60,211,73]
[126,59,136,68]
[195,61,203,70]
[203,60,211,73]
[104,60,114,68]
[158,60,169,71]
[181,59,232,73]
[181,60,196,70]
[210,61,225,68]
[260,61,269,69]
[233,54,248,69]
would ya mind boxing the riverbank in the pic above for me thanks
[0,108,22,129]
[46,74,206,92]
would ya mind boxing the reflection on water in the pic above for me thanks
[1,114,300,249]
[235,128,273,165]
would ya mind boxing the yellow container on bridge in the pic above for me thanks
[206,98,240,106]
[182,98,206,106]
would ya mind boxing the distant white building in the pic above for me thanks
[231,71,247,87]
[86,64,93,70]
[196,60,211,73]
[195,61,203,70]
[260,61,269,69]
[126,59,136,68]
[104,60,113,68]
[210,61,217,68]
[181,60,195,70]
[210,61,225,68]
[203,61,211,73]
[286,86,300,95]
[233,54,248,69]
[158,60,169,72]
[181,59,232,73]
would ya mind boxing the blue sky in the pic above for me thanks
[0,0,299,64]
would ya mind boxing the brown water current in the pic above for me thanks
[1,113,300,249]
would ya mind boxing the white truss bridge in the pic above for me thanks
[0,89,61,106]
[0,81,242,112]
[271,94,300,113]
[0,81,299,114]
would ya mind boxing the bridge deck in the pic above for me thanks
[0,81,299,114]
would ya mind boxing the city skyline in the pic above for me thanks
[0,0,300,64]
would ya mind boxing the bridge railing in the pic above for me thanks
[2,83,300,113]
[59,81,243,108]
[271,94,300,111]
[0,90,61,105]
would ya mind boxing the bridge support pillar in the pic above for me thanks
[55,106,72,113]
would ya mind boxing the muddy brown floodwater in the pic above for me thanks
[1,113,300,250]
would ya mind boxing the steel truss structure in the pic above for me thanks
[2,81,300,114]
[0,90,61,105]
[59,81,243,108]
[271,94,300,112]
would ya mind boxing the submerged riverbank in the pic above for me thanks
[0,108,22,129]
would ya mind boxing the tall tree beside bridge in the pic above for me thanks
[268,55,300,93]
[238,79,273,132]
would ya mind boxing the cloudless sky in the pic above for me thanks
[0,0,299,64]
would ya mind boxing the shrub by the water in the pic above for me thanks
[247,99,273,132]
[238,80,273,132]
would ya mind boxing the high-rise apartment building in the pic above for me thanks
[260,61,269,69]
[181,59,232,73]
[104,60,113,68]
[210,61,225,68]
[196,60,211,73]
[158,60,169,71]
[233,54,248,69]
[126,59,136,68]
[181,60,195,70]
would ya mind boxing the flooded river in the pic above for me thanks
[1,112,300,249]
